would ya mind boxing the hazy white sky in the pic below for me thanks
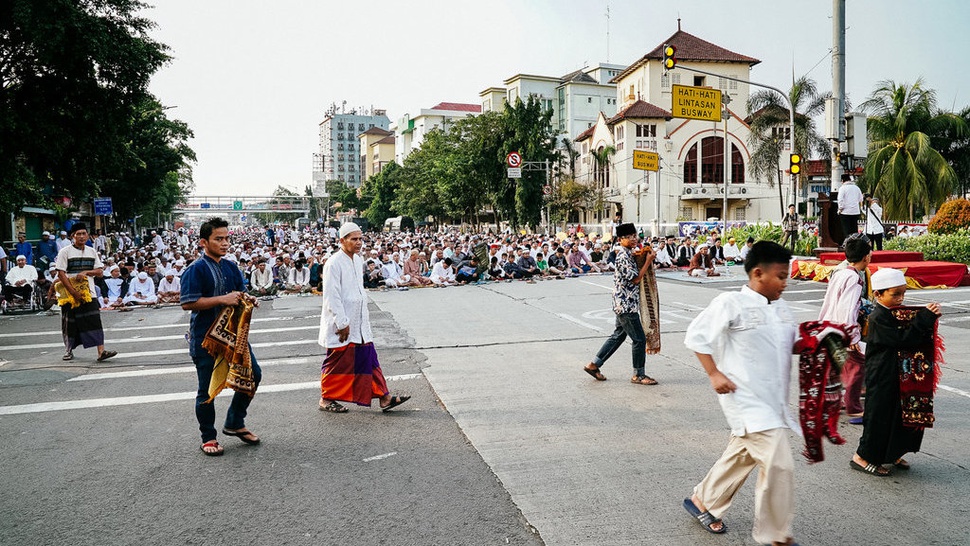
[145,0,970,196]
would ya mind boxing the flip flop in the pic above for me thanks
[319,400,348,413]
[584,365,607,381]
[200,440,224,456]
[222,428,260,445]
[894,458,911,470]
[849,459,890,476]
[848,417,863,425]
[381,395,411,413]
[683,498,727,534]
[631,375,658,385]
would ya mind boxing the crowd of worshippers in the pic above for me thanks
[1,222,758,309]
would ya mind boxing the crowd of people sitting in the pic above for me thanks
[1,221,757,312]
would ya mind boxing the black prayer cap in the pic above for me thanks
[69,222,88,235]
[616,223,636,238]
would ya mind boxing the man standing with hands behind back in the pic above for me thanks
[318,222,410,414]
[837,175,864,244]
[180,217,262,456]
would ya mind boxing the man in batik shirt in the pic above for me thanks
[583,223,658,385]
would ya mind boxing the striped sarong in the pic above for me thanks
[321,343,389,406]
[62,300,105,350]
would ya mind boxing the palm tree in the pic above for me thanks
[861,79,964,220]
[747,75,830,216]
[591,144,616,221]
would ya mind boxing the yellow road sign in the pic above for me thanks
[671,84,722,122]
[632,150,659,171]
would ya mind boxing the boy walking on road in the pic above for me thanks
[682,241,802,546]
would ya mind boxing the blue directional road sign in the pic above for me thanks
[94,197,113,215]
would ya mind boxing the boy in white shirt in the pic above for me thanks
[683,241,801,546]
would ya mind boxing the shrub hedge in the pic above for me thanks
[928,198,970,234]
[886,228,970,264]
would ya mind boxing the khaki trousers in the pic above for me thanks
[693,427,794,544]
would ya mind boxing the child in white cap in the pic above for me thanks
[851,268,941,477]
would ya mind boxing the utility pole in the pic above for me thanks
[831,0,847,191]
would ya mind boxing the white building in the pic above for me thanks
[318,107,390,187]
[480,63,624,144]
[574,26,788,230]
[393,102,481,163]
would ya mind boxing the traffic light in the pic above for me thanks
[662,44,677,71]
[789,153,802,175]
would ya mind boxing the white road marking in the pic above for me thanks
[68,356,321,381]
[111,339,318,359]
[941,315,970,323]
[363,452,398,462]
[939,384,970,399]
[0,373,421,416]
[579,280,611,291]
[781,288,828,294]
[0,315,315,339]
[0,326,320,352]
[557,313,604,332]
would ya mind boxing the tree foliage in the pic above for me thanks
[360,96,557,229]
[0,0,191,219]
[861,79,965,221]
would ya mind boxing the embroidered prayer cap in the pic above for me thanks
[616,223,636,238]
[137,271,149,281]
[339,222,362,238]
[871,268,906,291]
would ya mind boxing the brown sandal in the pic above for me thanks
[584,365,607,381]
[631,375,658,385]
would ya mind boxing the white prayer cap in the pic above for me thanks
[42,231,51,236]
[108,265,120,273]
[871,268,907,291]
[338,222,361,238]
[49,263,57,269]
[165,269,176,277]
[15,254,26,261]
[137,271,149,280]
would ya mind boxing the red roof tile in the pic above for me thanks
[612,29,760,83]
[806,159,830,177]
[607,100,671,124]
[429,102,482,113]
[360,126,393,137]
[575,125,596,141]
[375,135,396,146]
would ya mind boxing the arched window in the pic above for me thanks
[683,137,745,185]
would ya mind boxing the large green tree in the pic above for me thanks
[747,75,830,216]
[935,105,970,199]
[363,161,402,228]
[504,96,557,228]
[0,0,173,214]
[861,79,965,220]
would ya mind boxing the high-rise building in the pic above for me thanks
[318,107,391,187]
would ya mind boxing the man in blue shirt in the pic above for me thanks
[181,217,262,457]
[14,233,33,266]
[38,231,58,266]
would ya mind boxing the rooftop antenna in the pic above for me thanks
[605,2,611,63]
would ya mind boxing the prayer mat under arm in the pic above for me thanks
[889,306,944,429]
[635,249,661,354]
[796,321,851,463]
[201,299,257,402]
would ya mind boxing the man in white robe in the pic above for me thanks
[157,269,182,303]
[124,272,158,305]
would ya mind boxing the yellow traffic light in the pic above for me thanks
[789,153,802,175]
[662,44,677,71]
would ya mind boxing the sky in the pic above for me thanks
[145,0,970,196]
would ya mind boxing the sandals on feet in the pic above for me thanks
[631,375,658,385]
[894,458,911,470]
[381,394,411,413]
[222,428,260,445]
[200,440,224,456]
[683,498,727,534]
[62,351,74,361]
[319,400,348,413]
[850,459,891,476]
[584,365,607,381]
[97,350,117,362]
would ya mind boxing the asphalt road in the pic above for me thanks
[2,269,969,546]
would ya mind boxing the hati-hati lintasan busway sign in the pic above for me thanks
[632,150,659,171]
[671,84,722,122]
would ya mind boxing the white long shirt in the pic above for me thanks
[250,267,273,290]
[5,264,38,286]
[430,261,455,284]
[864,202,884,235]
[684,285,800,437]
[319,250,373,349]
[817,267,865,345]
[838,183,864,215]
